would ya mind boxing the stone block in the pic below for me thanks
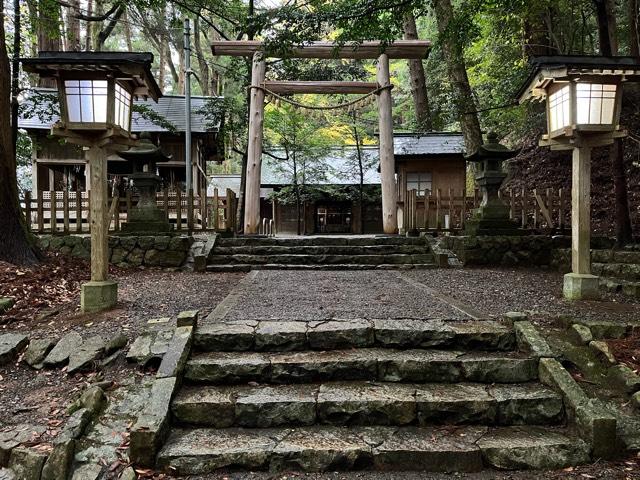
[607,364,640,394]
[105,333,128,355]
[144,249,185,267]
[81,281,118,313]
[59,408,93,442]
[575,400,618,459]
[588,340,616,365]
[70,463,102,480]
[514,321,554,358]
[126,248,145,266]
[632,391,640,410]
[563,273,600,301]
[137,236,156,250]
[67,336,106,374]
[176,310,198,328]
[24,339,55,369]
[154,236,171,250]
[130,377,177,466]
[504,312,527,323]
[80,386,106,414]
[0,334,28,366]
[236,385,318,428]
[568,324,593,346]
[8,447,46,480]
[194,322,256,351]
[157,326,193,379]
[538,358,589,411]
[40,439,74,480]
[307,320,374,349]
[255,321,307,351]
[168,235,192,252]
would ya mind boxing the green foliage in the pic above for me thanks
[132,104,178,133]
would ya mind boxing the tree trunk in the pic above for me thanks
[158,39,166,92]
[96,4,125,51]
[193,17,211,96]
[593,0,633,244]
[65,0,81,51]
[0,3,39,265]
[85,0,93,50]
[403,13,431,131]
[11,0,20,153]
[36,0,61,87]
[123,9,133,51]
[630,0,640,57]
[432,0,482,154]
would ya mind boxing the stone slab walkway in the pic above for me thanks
[211,271,478,323]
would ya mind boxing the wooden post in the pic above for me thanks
[201,188,208,229]
[87,146,108,282]
[75,188,82,233]
[244,52,266,234]
[558,188,565,230]
[424,194,430,229]
[460,190,466,229]
[436,189,441,230]
[176,186,182,231]
[213,188,219,230]
[448,187,453,230]
[163,188,169,220]
[571,146,591,275]
[377,53,397,234]
[37,190,44,232]
[24,191,32,232]
[521,188,527,228]
[63,189,70,233]
[187,188,194,231]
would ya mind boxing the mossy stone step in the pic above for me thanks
[207,253,436,265]
[171,381,563,428]
[184,349,538,385]
[156,425,588,475]
[194,319,515,352]
[213,245,429,256]
[216,236,428,247]
[206,263,438,272]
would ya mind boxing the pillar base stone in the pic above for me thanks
[563,273,600,301]
[81,280,118,313]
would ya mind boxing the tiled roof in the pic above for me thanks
[393,133,465,156]
[18,88,222,133]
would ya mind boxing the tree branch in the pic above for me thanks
[56,0,120,22]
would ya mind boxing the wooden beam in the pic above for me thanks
[244,53,266,234]
[87,146,109,282]
[212,40,431,59]
[571,146,591,275]
[263,81,378,95]
[377,53,398,234]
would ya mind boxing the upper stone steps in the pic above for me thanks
[156,425,589,475]
[213,245,430,255]
[216,236,429,247]
[172,381,564,429]
[207,253,436,265]
[184,348,538,385]
[193,319,515,353]
[206,263,438,272]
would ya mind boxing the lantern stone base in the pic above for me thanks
[563,273,600,301]
[121,207,173,234]
[81,280,118,313]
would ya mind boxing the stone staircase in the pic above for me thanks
[207,236,439,271]
[156,319,590,475]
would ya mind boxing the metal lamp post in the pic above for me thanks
[518,55,640,300]
[22,52,162,312]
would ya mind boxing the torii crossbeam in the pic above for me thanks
[212,40,431,235]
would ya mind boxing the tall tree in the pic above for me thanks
[630,0,640,57]
[594,0,633,245]
[432,0,482,153]
[1,0,39,265]
[403,12,432,131]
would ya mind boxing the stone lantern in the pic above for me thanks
[119,133,173,233]
[465,133,520,236]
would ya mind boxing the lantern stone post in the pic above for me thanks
[517,55,640,300]
[22,52,162,312]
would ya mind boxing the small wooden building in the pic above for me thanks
[19,89,223,195]
[209,132,466,235]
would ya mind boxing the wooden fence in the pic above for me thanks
[403,187,570,233]
[21,187,238,234]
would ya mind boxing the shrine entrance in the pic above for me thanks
[210,40,431,235]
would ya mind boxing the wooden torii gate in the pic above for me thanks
[211,40,431,235]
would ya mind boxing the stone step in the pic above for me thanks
[213,245,429,256]
[593,262,640,280]
[217,236,428,247]
[194,319,515,353]
[184,349,538,385]
[206,263,438,272]
[612,250,640,264]
[207,254,436,265]
[156,425,589,474]
[172,381,564,428]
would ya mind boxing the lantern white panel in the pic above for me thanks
[548,85,570,132]
[64,80,108,124]
[576,83,617,125]
[114,83,132,131]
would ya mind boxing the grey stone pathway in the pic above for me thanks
[216,270,477,322]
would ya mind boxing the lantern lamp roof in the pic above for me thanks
[21,51,162,101]
[516,55,640,104]
[466,132,517,162]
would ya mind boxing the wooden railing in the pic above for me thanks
[21,187,238,234]
[403,187,570,233]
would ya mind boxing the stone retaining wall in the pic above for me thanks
[440,235,570,267]
[38,234,194,268]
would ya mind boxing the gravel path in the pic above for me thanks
[221,270,472,321]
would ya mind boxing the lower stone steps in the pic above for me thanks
[172,381,564,428]
[214,245,430,255]
[207,253,436,265]
[206,263,438,272]
[593,262,640,280]
[156,425,589,475]
[194,319,515,352]
[184,349,538,385]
